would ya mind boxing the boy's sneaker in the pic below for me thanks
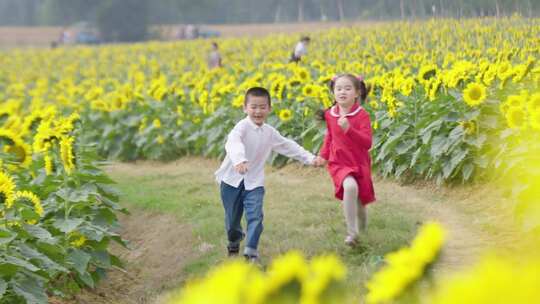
[244,254,259,264]
[227,246,240,257]
[344,235,358,247]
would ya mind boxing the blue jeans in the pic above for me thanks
[220,181,265,257]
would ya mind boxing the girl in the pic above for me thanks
[314,74,376,247]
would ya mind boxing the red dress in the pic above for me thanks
[319,103,376,205]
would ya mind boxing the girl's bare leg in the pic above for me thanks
[342,176,359,243]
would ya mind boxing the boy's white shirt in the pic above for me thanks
[215,117,315,190]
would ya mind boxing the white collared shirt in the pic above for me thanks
[215,117,315,190]
[329,104,363,117]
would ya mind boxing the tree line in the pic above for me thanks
[1,0,538,27]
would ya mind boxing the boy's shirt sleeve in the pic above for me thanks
[225,121,248,166]
[271,127,315,164]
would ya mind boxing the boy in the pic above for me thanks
[215,87,317,262]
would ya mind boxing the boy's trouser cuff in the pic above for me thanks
[243,247,258,257]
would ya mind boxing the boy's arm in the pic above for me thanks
[225,123,248,165]
[271,128,315,165]
[343,111,372,150]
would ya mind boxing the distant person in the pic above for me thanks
[208,42,223,69]
[175,26,186,40]
[59,28,71,44]
[290,36,311,63]
[185,24,198,39]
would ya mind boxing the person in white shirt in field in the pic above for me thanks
[290,36,311,63]
[215,87,321,262]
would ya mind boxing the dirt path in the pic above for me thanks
[52,209,199,304]
[374,179,517,275]
[53,159,518,303]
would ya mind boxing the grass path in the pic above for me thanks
[58,158,518,303]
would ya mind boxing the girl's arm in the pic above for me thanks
[344,111,372,149]
[319,126,332,160]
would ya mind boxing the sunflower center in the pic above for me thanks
[469,88,481,100]
[511,111,526,126]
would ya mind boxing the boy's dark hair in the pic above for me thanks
[244,87,271,107]
[300,36,311,42]
[316,74,371,120]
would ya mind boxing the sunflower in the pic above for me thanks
[91,99,109,112]
[71,235,87,247]
[84,86,104,101]
[5,142,32,167]
[418,64,438,83]
[157,135,165,145]
[506,94,524,108]
[302,84,318,98]
[0,129,32,167]
[55,112,80,136]
[278,109,293,122]
[505,107,527,129]
[512,64,529,83]
[33,120,60,153]
[482,67,497,86]
[11,190,43,217]
[499,102,510,115]
[295,67,311,82]
[21,112,44,136]
[288,78,302,87]
[265,251,308,296]
[527,93,540,113]
[232,95,244,108]
[60,136,76,175]
[497,61,512,80]
[385,52,396,62]
[530,111,540,130]
[271,81,285,99]
[153,118,162,129]
[44,154,54,175]
[400,78,415,96]
[459,120,476,135]
[463,82,487,107]
[0,129,17,146]
[0,171,16,208]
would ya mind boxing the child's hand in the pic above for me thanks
[234,162,248,174]
[338,115,350,131]
[313,156,327,167]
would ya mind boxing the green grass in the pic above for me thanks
[105,159,421,298]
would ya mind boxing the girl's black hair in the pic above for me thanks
[316,74,371,121]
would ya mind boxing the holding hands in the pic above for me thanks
[235,157,326,173]
[313,156,327,167]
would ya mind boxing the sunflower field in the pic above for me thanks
[1,16,540,303]
[0,110,126,302]
[3,18,539,182]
